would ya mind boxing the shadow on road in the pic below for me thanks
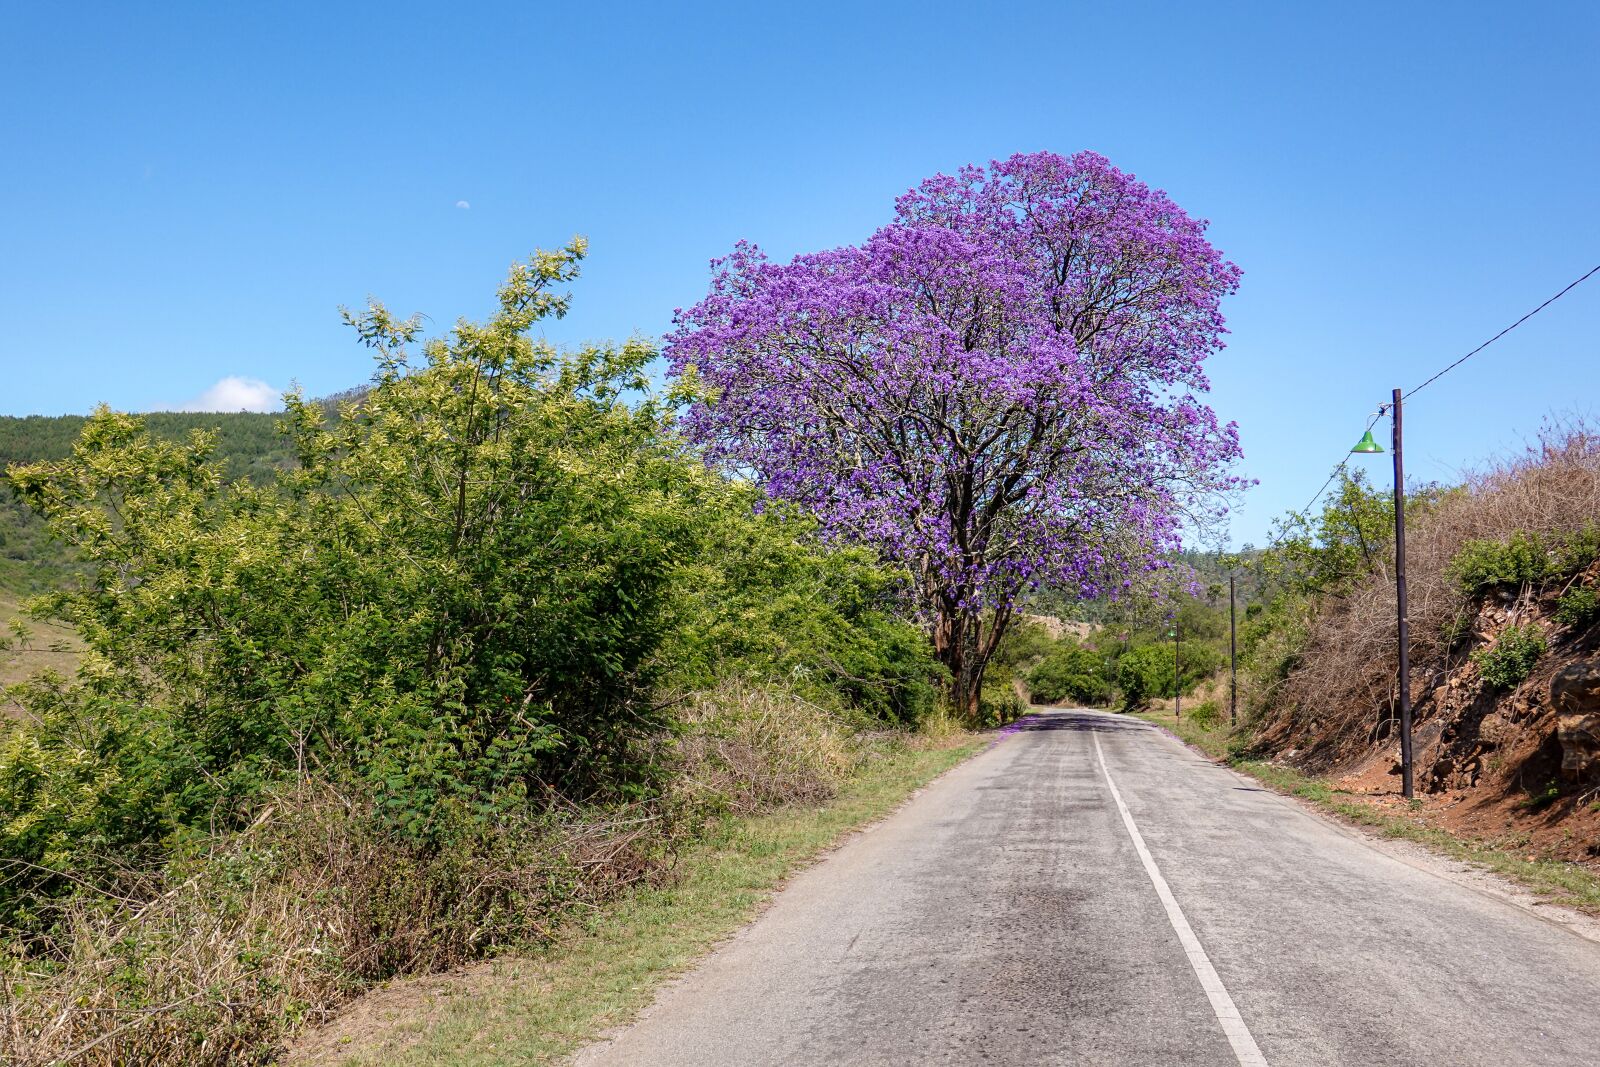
[1010,709,1149,734]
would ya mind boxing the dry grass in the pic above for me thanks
[0,682,898,1066]
[283,732,981,1067]
[671,681,864,815]
[0,787,667,1067]
[1266,423,1600,762]
[0,593,80,713]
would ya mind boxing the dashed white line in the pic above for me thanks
[1093,732,1270,1067]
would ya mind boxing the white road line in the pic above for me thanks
[1093,732,1269,1067]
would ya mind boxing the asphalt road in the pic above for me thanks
[575,709,1600,1066]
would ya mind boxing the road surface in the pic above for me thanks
[575,709,1600,1066]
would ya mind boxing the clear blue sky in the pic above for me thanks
[3,1,1597,545]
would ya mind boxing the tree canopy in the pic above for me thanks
[667,151,1243,713]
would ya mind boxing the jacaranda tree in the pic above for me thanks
[666,151,1243,717]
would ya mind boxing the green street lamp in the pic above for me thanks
[1352,389,1413,800]
[1350,429,1384,454]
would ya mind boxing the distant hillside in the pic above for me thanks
[0,411,299,595]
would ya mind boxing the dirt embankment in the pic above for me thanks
[1273,563,1600,866]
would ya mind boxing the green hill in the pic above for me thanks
[0,411,299,595]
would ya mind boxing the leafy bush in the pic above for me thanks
[977,678,1026,727]
[1114,639,1225,712]
[1440,611,1474,647]
[1186,700,1223,728]
[659,486,939,725]
[1116,645,1168,711]
[1450,526,1600,594]
[1472,624,1547,690]
[1027,644,1111,706]
[1556,585,1600,629]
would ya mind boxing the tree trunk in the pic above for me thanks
[931,600,1017,723]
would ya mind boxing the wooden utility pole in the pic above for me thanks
[1229,575,1237,727]
[1391,387,1414,800]
[1174,619,1181,722]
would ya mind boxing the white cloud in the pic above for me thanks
[180,376,280,413]
[455,200,471,209]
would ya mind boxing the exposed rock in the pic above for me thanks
[1551,661,1600,780]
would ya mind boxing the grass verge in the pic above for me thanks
[1133,707,1600,914]
[289,733,983,1067]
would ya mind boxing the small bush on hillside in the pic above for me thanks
[1027,644,1112,706]
[1451,531,1555,592]
[1440,611,1474,647]
[1449,526,1600,594]
[1556,585,1600,629]
[1472,624,1547,690]
[1186,700,1223,728]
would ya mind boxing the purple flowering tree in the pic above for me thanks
[667,151,1242,717]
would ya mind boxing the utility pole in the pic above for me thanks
[1391,387,1414,800]
[1229,575,1238,727]
[1174,618,1181,722]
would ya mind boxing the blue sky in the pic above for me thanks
[3,1,1597,545]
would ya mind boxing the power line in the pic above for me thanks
[1405,262,1600,399]
[1292,262,1600,519]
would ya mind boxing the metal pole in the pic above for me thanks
[1174,619,1181,722]
[1229,575,1238,727]
[1392,387,1414,800]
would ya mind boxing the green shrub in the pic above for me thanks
[1558,526,1600,574]
[978,679,1025,727]
[1116,645,1168,711]
[1441,612,1474,647]
[659,486,940,725]
[1472,624,1547,690]
[1556,585,1600,629]
[1026,644,1111,706]
[1451,531,1552,591]
[1186,700,1223,728]
[1450,526,1600,594]
[1113,640,1224,711]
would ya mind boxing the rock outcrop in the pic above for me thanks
[1552,661,1600,780]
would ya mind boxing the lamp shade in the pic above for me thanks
[1350,429,1385,454]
